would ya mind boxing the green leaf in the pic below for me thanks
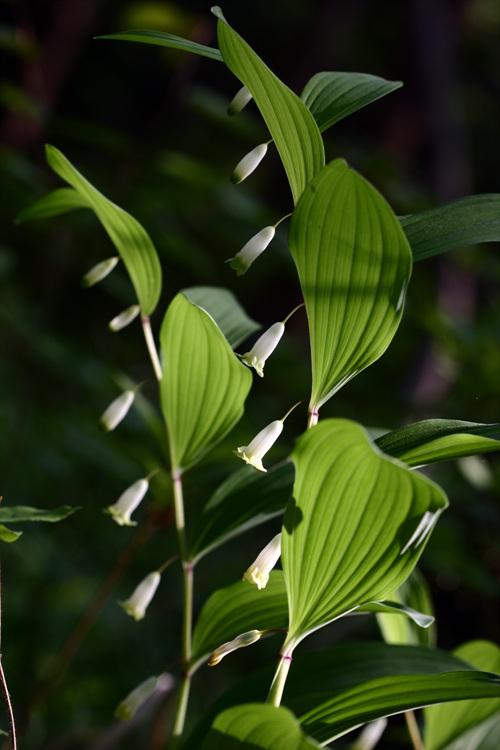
[191,571,288,670]
[282,419,448,646]
[376,568,436,647]
[360,599,434,630]
[160,293,252,471]
[289,159,412,411]
[376,419,500,467]
[188,462,293,563]
[301,72,402,132]
[16,187,88,223]
[97,29,223,61]
[182,286,260,349]
[443,714,500,750]
[201,704,321,750]
[44,145,162,315]
[214,7,324,203]
[425,641,500,750]
[0,505,79,523]
[0,524,22,543]
[401,195,500,262]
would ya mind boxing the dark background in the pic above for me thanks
[1,0,499,747]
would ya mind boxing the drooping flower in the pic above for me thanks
[105,477,149,526]
[109,304,140,332]
[352,718,388,750]
[227,85,253,116]
[120,571,161,621]
[235,419,283,472]
[100,389,135,432]
[231,142,269,184]
[226,225,275,276]
[208,629,263,666]
[82,256,119,287]
[115,673,173,720]
[241,322,285,377]
[243,533,281,590]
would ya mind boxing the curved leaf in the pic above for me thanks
[97,30,223,61]
[376,419,500,467]
[191,571,288,670]
[0,505,79,523]
[213,7,324,203]
[425,641,500,750]
[189,462,293,563]
[160,293,252,471]
[283,419,448,645]
[360,599,434,631]
[16,187,88,223]
[289,159,412,411]
[376,568,436,647]
[0,525,22,543]
[443,714,500,750]
[301,72,402,132]
[182,286,260,349]
[401,195,500,262]
[45,145,162,315]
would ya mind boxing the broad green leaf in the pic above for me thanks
[444,714,500,750]
[289,159,412,411]
[401,195,500,262]
[188,462,293,563]
[301,72,402,132]
[160,293,252,471]
[376,419,500,467]
[0,524,22,543]
[425,641,500,750]
[44,145,162,315]
[97,30,223,61]
[191,571,288,670]
[182,286,260,349]
[282,420,448,646]
[0,505,79,523]
[16,187,88,222]
[376,569,436,647]
[213,7,324,203]
[201,704,321,750]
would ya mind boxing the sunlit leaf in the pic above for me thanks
[0,505,79,523]
[376,569,436,647]
[425,641,500,750]
[401,195,500,262]
[289,159,412,411]
[0,524,22,543]
[282,420,448,646]
[301,72,402,132]
[160,293,252,471]
[16,187,88,223]
[360,599,434,631]
[44,145,162,315]
[182,286,260,348]
[97,29,223,61]
[213,7,324,203]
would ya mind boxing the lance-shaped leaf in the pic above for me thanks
[16,187,88,223]
[191,571,288,671]
[213,7,324,204]
[160,293,252,472]
[289,159,412,411]
[425,641,500,750]
[376,419,500,467]
[188,462,293,563]
[44,145,162,315]
[282,420,448,646]
[401,194,500,262]
[182,286,260,349]
[376,568,436,647]
[200,704,321,750]
[0,525,22,543]
[301,72,402,133]
[0,505,79,523]
[97,30,223,61]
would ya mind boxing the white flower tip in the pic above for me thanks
[208,630,263,666]
[231,142,268,184]
[243,533,281,590]
[243,567,270,590]
[109,304,140,332]
[119,571,161,621]
[228,85,253,116]
[226,255,249,276]
[82,256,119,288]
[104,506,138,527]
[235,447,266,472]
[100,389,135,432]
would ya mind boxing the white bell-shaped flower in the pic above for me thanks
[208,629,263,666]
[105,477,149,527]
[100,389,135,432]
[82,256,119,287]
[235,419,283,472]
[231,142,269,184]
[120,571,161,621]
[241,322,285,377]
[109,304,140,332]
[227,226,275,276]
[243,533,281,590]
[228,85,253,116]
[115,674,173,720]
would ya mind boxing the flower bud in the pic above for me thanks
[352,718,388,750]
[109,304,140,332]
[227,225,275,276]
[105,478,149,527]
[120,571,161,621]
[235,419,283,472]
[243,533,281,590]
[231,142,268,184]
[115,673,173,720]
[241,322,285,377]
[208,629,263,666]
[100,389,135,432]
[82,256,119,287]
[228,85,253,116]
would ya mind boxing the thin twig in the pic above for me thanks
[142,315,163,382]
[405,709,425,750]
[0,563,17,750]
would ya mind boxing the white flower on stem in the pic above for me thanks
[105,478,149,527]
[120,571,161,621]
[236,419,283,472]
[227,226,275,276]
[352,718,388,750]
[231,142,269,184]
[243,533,281,590]
[109,304,140,332]
[228,85,253,116]
[241,322,284,377]
[100,389,135,432]
[82,256,119,287]
[115,673,173,720]
[208,629,263,666]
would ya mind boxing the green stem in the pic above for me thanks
[267,649,293,707]
[307,408,319,429]
[141,314,163,382]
